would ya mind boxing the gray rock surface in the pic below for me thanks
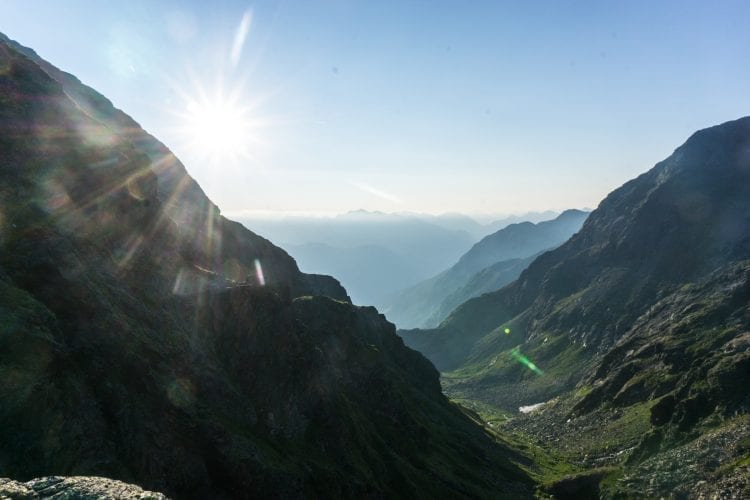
[0,476,167,499]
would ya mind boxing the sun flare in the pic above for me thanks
[183,95,254,161]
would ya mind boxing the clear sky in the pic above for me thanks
[3,1,750,217]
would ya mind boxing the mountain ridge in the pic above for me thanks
[385,209,588,329]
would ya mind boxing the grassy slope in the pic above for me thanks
[442,261,750,497]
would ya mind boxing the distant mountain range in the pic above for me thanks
[400,117,750,497]
[238,209,561,305]
[284,242,419,306]
[0,33,533,498]
[393,210,562,239]
[383,209,589,328]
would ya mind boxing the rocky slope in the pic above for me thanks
[0,35,533,498]
[401,117,750,497]
[385,210,588,329]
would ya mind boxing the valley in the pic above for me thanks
[401,117,750,497]
[1,5,750,499]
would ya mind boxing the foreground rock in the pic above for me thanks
[0,477,166,499]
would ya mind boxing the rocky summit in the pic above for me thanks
[401,117,750,497]
[0,34,534,498]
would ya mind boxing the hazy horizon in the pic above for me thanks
[224,206,569,221]
[4,0,750,216]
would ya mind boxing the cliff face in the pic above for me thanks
[0,36,532,498]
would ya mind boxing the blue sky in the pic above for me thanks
[3,0,750,216]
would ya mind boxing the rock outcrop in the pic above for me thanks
[0,476,167,499]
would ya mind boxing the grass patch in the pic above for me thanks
[450,397,583,485]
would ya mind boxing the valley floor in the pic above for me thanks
[445,378,750,499]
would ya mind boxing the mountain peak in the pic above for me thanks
[557,208,588,218]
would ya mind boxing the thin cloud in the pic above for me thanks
[230,10,252,67]
[350,181,402,204]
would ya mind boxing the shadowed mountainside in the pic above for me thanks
[0,34,534,498]
[0,32,347,302]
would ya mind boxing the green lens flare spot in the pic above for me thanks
[509,347,544,376]
[504,328,511,335]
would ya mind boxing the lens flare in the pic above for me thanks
[166,377,196,409]
[254,258,265,286]
[510,347,544,375]
[504,327,511,335]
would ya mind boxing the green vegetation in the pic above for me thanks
[449,398,582,485]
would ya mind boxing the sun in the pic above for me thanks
[182,94,255,162]
[165,71,273,189]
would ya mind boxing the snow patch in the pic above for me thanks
[519,402,545,414]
